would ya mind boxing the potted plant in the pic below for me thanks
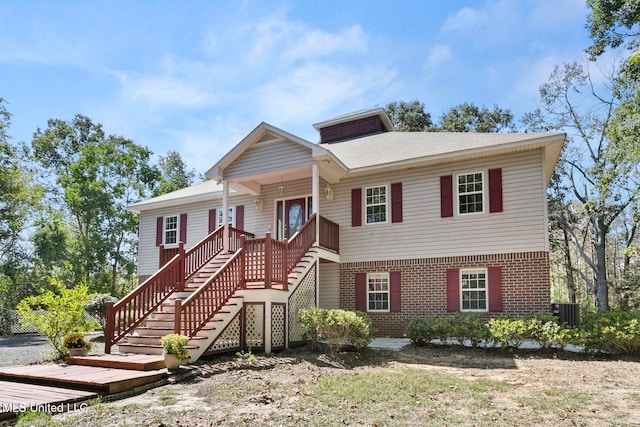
[160,334,191,369]
[64,333,91,357]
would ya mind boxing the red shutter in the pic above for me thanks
[488,266,503,312]
[389,271,401,312]
[156,216,164,246]
[156,217,163,246]
[351,188,362,227]
[391,183,403,223]
[489,168,503,213]
[208,209,217,233]
[235,205,244,230]
[440,175,454,218]
[446,268,460,312]
[179,213,187,243]
[355,272,367,312]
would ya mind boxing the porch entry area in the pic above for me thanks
[276,195,313,240]
[105,214,339,363]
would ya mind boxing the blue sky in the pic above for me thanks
[1,0,591,174]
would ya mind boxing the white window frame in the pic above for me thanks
[456,171,485,215]
[367,272,390,312]
[460,268,488,312]
[164,215,179,247]
[217,206,235,228]
[364,184,389,225]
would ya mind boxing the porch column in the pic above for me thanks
[311,164,319,215]
[312,163,320,244]
[222,179,229,252]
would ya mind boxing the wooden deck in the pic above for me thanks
[0,381,97,421]
[0,363,167,394]
[0,354,171,421]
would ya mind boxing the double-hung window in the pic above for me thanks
[460,268,488,311]
[217,207,234,228]
[164,215,178,245]
[457,172,484,214]
[367,272,389,311]
[365,185,387,224]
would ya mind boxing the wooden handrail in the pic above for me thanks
[287,214,317,274]
[105,226,227,353]
[177,248,245,337]
[175,215,321,339]
[106,215,336,351]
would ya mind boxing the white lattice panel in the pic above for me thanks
[289,263,317,343]
[206,312,242,353]
[245,303,264,349]
[271,303,286,349]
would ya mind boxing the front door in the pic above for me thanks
[285,198,306,238]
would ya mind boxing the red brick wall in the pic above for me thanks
[339,251,551,337]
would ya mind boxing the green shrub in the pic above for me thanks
[524,314,575,350]
[447,312,490,347]
[580,311,640,355]
[486,317,527,350]
[17,282,98,356]
[298,307,327,350]
[406,316,437,346]
[407,314,489,348]
[299,308,373,354]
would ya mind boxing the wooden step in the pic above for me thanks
[125,335,206,346]
[117,342,199,356]
[0,364,167,394]
[65,354,166,371]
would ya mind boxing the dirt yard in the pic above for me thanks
[48,346,640,426]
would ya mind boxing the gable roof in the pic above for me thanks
[128,179,225,212]
[206,122,327,182]
[129,110,565,212]
[321,131,565,182]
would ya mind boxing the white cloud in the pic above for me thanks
[117,74,211,109]
[283,25,367,62]
[442,6,487,35]
[247,16,367,65]
[255,62,396,131]
[427,44,454,67]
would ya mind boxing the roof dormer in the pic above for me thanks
[313,108,394,144]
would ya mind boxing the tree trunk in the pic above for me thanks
[562,227,576,303]
[593,218,609,311]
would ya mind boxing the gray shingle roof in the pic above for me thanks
[321,131,565,171]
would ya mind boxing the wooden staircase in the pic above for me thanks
[116,253,237,358]
[116,249,318,362]
[105,214,339,362]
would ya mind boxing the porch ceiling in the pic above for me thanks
[228,161,346,196]
[228,165,311,195]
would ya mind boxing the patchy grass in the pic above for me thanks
[24,346,640,426]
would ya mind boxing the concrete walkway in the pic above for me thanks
[368,337,412,351]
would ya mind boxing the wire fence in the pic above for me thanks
[6,310,102,334]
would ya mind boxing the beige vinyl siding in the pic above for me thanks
[137,179,318,276]
[138,201,218,276]
[224,140,313,179]
[319,263,340,309]
[320,150,549,262]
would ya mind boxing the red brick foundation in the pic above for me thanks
[339,251,551,337]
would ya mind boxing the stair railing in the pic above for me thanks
[105,226,228,353]
[174,215,320,339]
[176,248,245,337]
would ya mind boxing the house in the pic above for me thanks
[104,108,565,361]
